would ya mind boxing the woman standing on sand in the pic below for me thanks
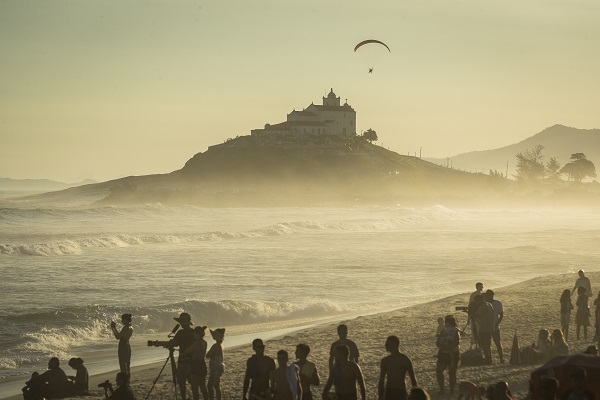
[560,289,573,340]
[207,328,225,400]
[575,286,591,340]
[111,313,133,378]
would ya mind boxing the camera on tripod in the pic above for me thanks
[98,380,112,389]
[147,340,174,348]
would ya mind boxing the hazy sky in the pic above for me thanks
[1,0,599,182]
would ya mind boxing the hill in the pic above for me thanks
[425,125,600,176]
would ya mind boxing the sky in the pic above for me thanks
[1,0,599,182]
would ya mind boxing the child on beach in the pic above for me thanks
[207,328,225,400]
[575,286,591,340]
[560,289,573,341]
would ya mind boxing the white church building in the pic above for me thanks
[251,89,357,138]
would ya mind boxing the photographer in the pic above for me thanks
[170,312,196,400]
[103,372,135,400]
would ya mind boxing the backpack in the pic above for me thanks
[461,347,484,366]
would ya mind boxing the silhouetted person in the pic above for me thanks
[494,381,513,400]
[550,329,569,357]
[560,367,596,400]
[271,350,301,400]
[170,312,196,400]
[23,357,69,400]
[572,269,592,297]
[294,344,320,400]
[457,381,486,400]
[378,335,417,400]
[576,286,591,340]
[540,377,559,400]
[328,324,359,369]
[104,371,135,400]
[474,295,493,364]
[435,315,460,395]
[469,282,484,304]
[594,292,600,341]
[485,290,504,363]
[322,345,366,400]
[408,388,430,400]
[67,357,89,395]
[183,326,208,400]
[243,339,276,400]
[207,328,225,400]
[560,289,574,341]
[111,313,133,378]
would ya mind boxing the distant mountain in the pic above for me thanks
[425,125,600,176]
[0,177,97,191]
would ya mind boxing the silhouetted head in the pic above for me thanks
[174,312,193,327]
[579,270,585,278]
[210,328,225,342]
[538,329,550,340]
[476,282,483,291]
[495,381,509,396]
[335,345,350,363]
[194,326,207,338]
[68,357,83,369]
[337,324,348,339]
[386,335,400,352]
[444,315,457,327]
[552,329,565,341]
[252,338,265,355]
[276,350,289,366]
[561,289,571,301]
[121,313,132,324]
[485,289,495,301]
[408,387,430,400]
[584,345,598,355]
[295,343,310,359]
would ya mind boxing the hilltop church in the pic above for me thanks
[251,89,357,138]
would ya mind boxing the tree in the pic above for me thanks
[362,128,378,143]
[515,145,546,182]
[546,157,562,182]
[560,153,597,182]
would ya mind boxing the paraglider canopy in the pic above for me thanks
[354,39,391,53]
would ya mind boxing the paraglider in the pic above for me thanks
[354,40,390,73]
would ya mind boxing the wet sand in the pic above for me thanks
[7,271,598,400]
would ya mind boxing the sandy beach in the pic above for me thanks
[7,271,599,400]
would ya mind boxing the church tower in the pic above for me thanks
[322,88,341,107]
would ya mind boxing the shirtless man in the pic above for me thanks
[377,336,417,400]
[572,270,592,297]
[328,324,359,369]
[243,339,276,400]
[323,345,366,400]
[294,344,320,400]
[271,350,301,400]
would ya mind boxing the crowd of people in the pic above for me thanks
[21,271,600,400]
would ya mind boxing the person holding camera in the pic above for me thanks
[170,312,196,400]
[103,371,135,400]
[111,314,133,378]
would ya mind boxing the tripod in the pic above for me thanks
[145,347,178,400]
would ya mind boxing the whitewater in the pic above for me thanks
[1,203,600,397]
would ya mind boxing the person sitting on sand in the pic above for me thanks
[207,328,225,400]
[111,313,133,378]
[532,329,552,362]
[550,329,569,357]
[435,315,460,395]
[323,345,366,400]
[329,324,360,369]
[294,344,320,400]
[456,381,486,400]
[24,357,69,400]
[184,326,208,400]
[243,338,276,400]
[67,357,89,395]
[104,371,135,400]
[560,289,574,341]
[572,269,592,297]
[271,350,301,400]
[575,286,591,340]
[378,335,417,400]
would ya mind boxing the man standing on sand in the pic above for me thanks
[572,270,593,297]
[271,350,301,400]
[243,339,276,400]
[467,283,484,346]
[329,324,360,369]
[294,344,320,400]
[485,290,504,363]
[378,336,417,400]
[474,295,494,364]
[323,345,366,400]
[169,312,196,400]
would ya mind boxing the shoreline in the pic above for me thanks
[4,271,598,400]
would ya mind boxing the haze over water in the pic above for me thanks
[2,203,600,397]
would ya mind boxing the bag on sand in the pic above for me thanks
[460,347,484,366]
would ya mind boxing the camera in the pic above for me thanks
[455,306,469,312]
[147,340,173,348]
[98,380,112,389]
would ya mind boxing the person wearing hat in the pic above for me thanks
[560,367,595,400]
[243,338,276,400]
[111,313,133,378]
[207,328,225,400]
[170,312,196,400]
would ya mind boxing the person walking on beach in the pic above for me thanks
[243,338,276,400]
[435,315,460,395]
[183,326,209,400]
[111,313,133,378]
[323,345,366,400]
[207,328,225,400]
[329,324,360,369]
[485,290,504,363]
[474,295,493,364]
[170,312,196,400]
[572,269,592,297]
[294,344,320,400]
[560,289,574,341]
[575,286,591,340]
[378,335,417,400]
[271,350,301,400]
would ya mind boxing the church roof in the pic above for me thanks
[265,120,330,130]
[310,104,355,112]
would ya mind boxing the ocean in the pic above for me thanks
[1,203,599,398]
